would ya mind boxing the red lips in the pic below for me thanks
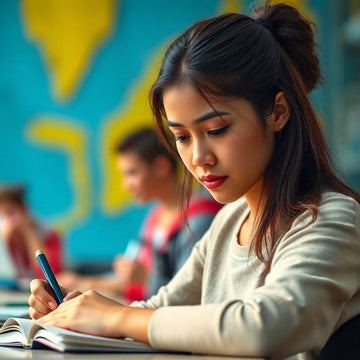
[200,174,228,190]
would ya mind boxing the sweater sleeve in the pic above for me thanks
[147,194,360,358]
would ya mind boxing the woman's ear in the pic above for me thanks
[268,91,290,132]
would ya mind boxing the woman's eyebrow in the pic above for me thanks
[167,110,229,127]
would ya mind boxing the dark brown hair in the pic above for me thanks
[149,2,360,275]
[116,127,177,172]
[0,185,26,207]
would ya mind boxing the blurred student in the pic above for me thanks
[0,185,63,282]
[59,128,222,301]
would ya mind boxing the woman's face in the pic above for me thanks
[163,84,276,204]
[116,152,160,204]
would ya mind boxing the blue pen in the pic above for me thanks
[35,249,64,305]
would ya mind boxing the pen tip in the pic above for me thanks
[35,249,43,257]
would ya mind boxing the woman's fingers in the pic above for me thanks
[29,279,58,312]
[63,290,82,301]
[28,279,75,319]
[28,292,53,316]
[28,302,49,320]
[38,290,125,337]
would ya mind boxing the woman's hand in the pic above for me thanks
[28,279,79,319]
[38,290,127,338]
[38,289,156,341]
[29,279,156,342]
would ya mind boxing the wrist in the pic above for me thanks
[109,306,156,343]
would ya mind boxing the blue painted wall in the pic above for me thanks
[0,0,358,266]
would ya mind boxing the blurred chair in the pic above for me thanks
[318,314,360,359]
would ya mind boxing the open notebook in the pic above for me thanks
[0,318,159,353]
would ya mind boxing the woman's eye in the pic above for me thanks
[175,135,190,143]
[208,125,229,136]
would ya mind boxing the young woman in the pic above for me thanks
[28,2,360,359]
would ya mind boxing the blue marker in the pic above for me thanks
[35,250,64,305]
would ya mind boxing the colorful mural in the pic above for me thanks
[26,116,91,232]
[0,0,343,265]
[22,0,116,102]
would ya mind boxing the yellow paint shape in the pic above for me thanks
[26,117,91,232]
[218,0,243,13]
[219,0,314,19]
[100,48,166,214]
[21,0,116,102]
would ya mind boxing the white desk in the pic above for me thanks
[0,290,265,360]
[0,347,265,360]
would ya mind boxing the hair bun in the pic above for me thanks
[251,2,321,93]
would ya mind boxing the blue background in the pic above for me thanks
[0,0,359,267]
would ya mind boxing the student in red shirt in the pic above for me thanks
[0,185,63,283]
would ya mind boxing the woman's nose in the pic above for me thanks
[192,140,216,167]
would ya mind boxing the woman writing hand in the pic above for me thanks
[28,279,155,341]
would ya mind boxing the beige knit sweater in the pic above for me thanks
[132,192,360,360]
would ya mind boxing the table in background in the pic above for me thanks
[0,289,30,325]
[0,289,30,306]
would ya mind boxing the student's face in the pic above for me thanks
[164,84,275,204]
[0,201,25,229]
[116,152,160,204]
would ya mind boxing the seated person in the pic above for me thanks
[59,128,222,301]
[0,185,63,282]
[28,4,360,358]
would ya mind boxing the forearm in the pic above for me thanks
[36,288,157,343]
[113,306,156,343]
